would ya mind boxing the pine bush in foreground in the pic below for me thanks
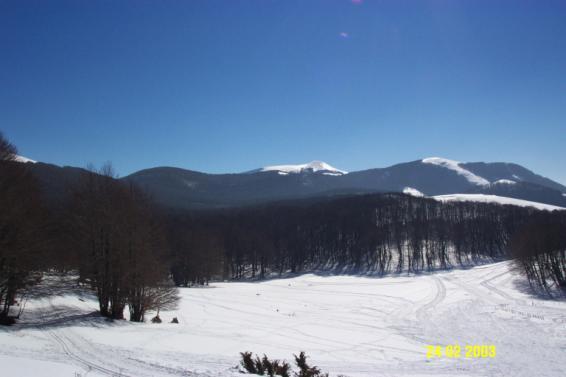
[240,351,337,377]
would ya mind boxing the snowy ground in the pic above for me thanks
[432,193,564,211]
[1,261,565,377]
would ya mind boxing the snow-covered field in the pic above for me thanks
[1,261,565,377]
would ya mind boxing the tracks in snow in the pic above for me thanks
[39,300,199,377]
[48,329,133,377]
[416,275,447,322]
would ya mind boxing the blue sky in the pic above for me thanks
[1,0,565,183]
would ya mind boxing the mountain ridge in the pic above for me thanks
[20,156,566,210]
[121,157,566,209]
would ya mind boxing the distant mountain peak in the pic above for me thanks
[422,157,490,186]
[258,160,348,176]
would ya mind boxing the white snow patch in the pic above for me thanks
[403,187,424,197]
[322,171,344,176]
[512,174,522,181]
[260,160,347,175]
[433,193,564,211]
[492,179,516,185]
[422,157,490,186]
[182,179,197,188]
[14,155,36,163]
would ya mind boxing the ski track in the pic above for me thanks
[1,261,565,377]
[47,328,133,377]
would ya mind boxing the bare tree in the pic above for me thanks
[71,165,178,321]
[0,131,17,161]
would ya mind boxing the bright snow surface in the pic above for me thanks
[403,187,425,197]
[14,155,36,163]
[422,157,490,186]
[260,160,347,175]
[433,194,564,211]
[1,262,565,377]
[492,179,516,185]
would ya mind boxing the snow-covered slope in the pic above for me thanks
[14,155,36,163]
[422,157,490,186]
[1,262,565,376]
[259,160,347,175]
[433,193,564,211]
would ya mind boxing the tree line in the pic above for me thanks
[167,194,552,284]
[166,192,565,296]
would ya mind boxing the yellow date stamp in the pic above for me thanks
[426,344,496,358]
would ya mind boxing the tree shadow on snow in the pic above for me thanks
[235,256,508,284]
[511,277,566,301]
[2,274,133,331]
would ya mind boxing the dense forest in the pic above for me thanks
[167,193,565,291]
[1,132,565,324]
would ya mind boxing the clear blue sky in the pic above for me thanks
[1,0,565,183]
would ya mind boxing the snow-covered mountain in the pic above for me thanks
[24,156,566,210]
[254,160,347,176]
[116,156,566,209]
